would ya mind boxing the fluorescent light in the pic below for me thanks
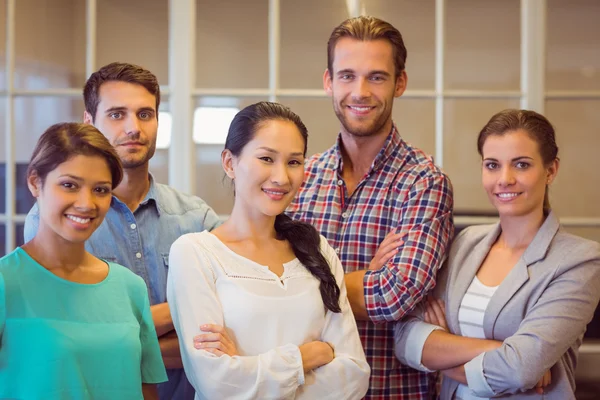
[193,107,239,145]
[157,111,172,149]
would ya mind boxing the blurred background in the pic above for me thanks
[1,0,599,394]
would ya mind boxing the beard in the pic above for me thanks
[332,100,393,138]
[117,142,156,169]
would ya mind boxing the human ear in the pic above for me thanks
[546,158,560,185]
[323,69,333,96]
[27,171,43,198]
[394,70,408,97]
[221,149,236,180]
[83,110,94,125]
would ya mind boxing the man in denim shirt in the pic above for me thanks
[24,62,221,399]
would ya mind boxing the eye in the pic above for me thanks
[484,162,498,170]
[340,74,354,81]
[370,75,385,82]
[288,159,303,166]
[515,161,530,169]
[95,186,112,195]
[139,111,153,120]
[61,182,77,190]
[108,111,123,120]
[258,156,273,163]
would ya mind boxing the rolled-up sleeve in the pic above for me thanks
[364,173,454,323]
[394,315,444,372]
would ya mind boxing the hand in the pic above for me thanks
[423,294,448,331]
[368,229,406,271]
[534,369,551,394]
[193,324,238,357]
[299,341,335,373]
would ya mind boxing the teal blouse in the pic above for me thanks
[0,248,167,399]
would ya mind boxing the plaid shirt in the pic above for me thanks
[287,126,454,399]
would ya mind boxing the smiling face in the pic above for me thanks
[223,119,306,219]
[481,129,558,219]
[84,81,158,169]
[29,154,114,244]
[324,38,407,139]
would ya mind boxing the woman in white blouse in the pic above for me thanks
[167,101,370,400]
[394,109,600,399]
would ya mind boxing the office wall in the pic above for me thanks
[1,0,599,242]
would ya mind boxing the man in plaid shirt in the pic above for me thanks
[287,16,454,399]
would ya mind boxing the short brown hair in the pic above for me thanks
[83,62,160,122]
[327,16,407,78]
[477,109,559,213]
[28,122,123,189]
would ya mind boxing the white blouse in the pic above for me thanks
[166,230,370,400]
[455,277,498,400]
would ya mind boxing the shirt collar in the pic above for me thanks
[333,123,401,175]
[110,173,161,216]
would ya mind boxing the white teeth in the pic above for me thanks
[263,190,285,195]
[66,215,91,224]
[497,193,518,199]
[349,106,371,111]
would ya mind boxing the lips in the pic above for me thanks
[495,192,522,201]
[262,188,288,200]
[347,105,375,115]
[65,214,94,229]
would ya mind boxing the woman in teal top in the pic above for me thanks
[0,123,167,399]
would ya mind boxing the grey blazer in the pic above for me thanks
[395,212,600,399]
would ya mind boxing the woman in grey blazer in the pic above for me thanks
[394,109,600,399]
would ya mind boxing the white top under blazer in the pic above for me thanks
[166,230,370,400]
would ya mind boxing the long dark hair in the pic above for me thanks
[225,102,341,313]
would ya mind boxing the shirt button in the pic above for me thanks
[136,252,142,259]
[335,248,340,254]
[342,212,349,218]
[337,179,343,186]
[130,223,137,229]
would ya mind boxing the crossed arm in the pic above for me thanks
[345,174,454,322]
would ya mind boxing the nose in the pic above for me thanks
[271,162,290,186]
[351,77,371,101]
[498,166,516,186]
[125,115,142,136]
[74,189,96,211]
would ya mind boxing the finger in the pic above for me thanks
[194,333,233,348]
[205,348,225,357]
[429,298,446,323]
[195,341,227,351]
[200,324,225,333]
[376,239,404,258]
[194,333,223,343]
[378,249,399,264]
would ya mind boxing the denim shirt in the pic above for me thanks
[24,175,222,400]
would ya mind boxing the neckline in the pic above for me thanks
[204,231,300,278]
[17,247,113,287]
[474,275,500,290]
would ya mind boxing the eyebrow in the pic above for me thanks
[257,146,304,157]
[483,156,534,162]
[59,174,112,185]
[336,69,391,77]
[104,106,156,114]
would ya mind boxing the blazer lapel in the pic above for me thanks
[449,224,501,335]
[483,212,560,338]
